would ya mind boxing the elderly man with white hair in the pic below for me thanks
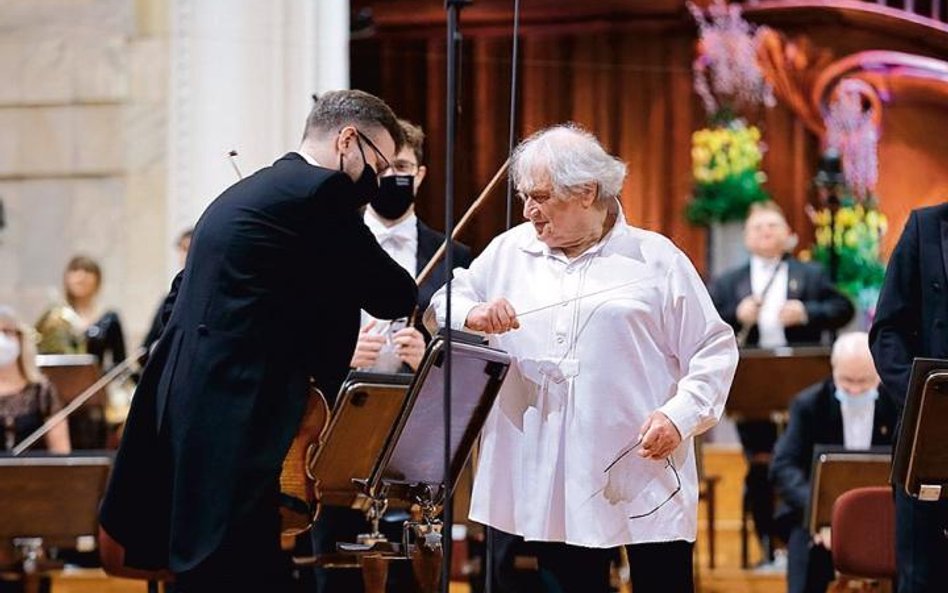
[770,331,898,593]
[428,124,738,592]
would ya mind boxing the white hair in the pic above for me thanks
[511,123,627,203]
[831,331,871,365]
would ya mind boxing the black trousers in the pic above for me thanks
[736,419,778,558]
[895,486,948,593]
[487,527,695,593]
[786,526,834,593]
[174,496,294,593]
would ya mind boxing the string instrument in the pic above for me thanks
[278,383,331,546]
[101,382,331,578]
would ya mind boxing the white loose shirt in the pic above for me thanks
[429,215,738,547]
[750,255,789,348]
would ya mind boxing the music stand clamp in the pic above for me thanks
[892,360,948,501]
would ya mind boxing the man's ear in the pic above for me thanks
[336,126,357,153]
[581,183,599,208]
[414,165,427,194]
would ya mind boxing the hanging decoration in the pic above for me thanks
[686,0,775,226]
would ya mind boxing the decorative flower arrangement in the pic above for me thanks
[802,200,887,315]
[687,120,770,225]
[686,0,775,226]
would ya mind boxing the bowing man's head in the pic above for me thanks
[511,124,627,257]
[300,90,404,184]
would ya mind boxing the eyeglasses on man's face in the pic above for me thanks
[354,129,392,173]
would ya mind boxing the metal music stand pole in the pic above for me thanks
[444,1,471,591]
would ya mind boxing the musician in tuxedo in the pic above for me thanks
[350,119,473,372]
[770,332,897,593]
[312,119,473,593]
[99,90,417,592]
[709,201,854,565]
[870,204,948,593]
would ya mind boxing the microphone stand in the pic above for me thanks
[443,1,471,591]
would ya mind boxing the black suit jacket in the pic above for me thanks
[99,153,417,572]
[709,258,854,346]
[770,378,897,523]
[870,203,948,409]
[415,220,472,328]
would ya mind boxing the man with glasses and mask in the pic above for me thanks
[428,124,738,593]
[99,89,417,592]
[350,119,472,373]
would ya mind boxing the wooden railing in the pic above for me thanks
[745,0,948,25]
[876,0,945,22]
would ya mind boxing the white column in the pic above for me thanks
[167,0,349,277]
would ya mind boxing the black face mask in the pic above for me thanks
[371,175,415,220]
[340,137,379,209]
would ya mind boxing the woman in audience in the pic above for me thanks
[0,306,70,453]
[36,255,127,369]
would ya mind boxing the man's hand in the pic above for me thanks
[779,299,809,327]
[638,411,682,460]
[736,296,761,327]
[393,327,425,371]
[350,320,386,368]
[465,298,520,334]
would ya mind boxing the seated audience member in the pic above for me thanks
[709,201,854,564]
[0,306,70,453]
[770,332,897,593]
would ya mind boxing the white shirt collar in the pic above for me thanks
[364,209,418,240]
[295,149,323,168]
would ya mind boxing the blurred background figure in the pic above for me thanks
[770,331,896,593]
[709,201,854,568]
[142,228,193,352]
[34,256,129,448]
[0,306,70,453]
[35,255,127,369]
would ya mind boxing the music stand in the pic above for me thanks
[299,334,511,592]
[310,372,413,513]
[36,355,102,406]
[37,355,106,450]
[727,346,832,421]
[807,446,892,537]
[892,359,948,501]
[366,334,510,508]
[0,454,112,579]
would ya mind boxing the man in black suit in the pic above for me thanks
[350,118,473,372]
[99,90,418,591]
[771,332,897,593]
[870,204,948,593]
[709,201,854,565]
[313,119,473,593]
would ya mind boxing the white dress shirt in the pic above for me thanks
[750,255,789,348]
[429,213,738,547]
[839,393,877,450]
[361,210,418,326]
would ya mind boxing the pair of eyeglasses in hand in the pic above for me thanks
[603,435,682,520]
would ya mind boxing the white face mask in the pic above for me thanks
[0,334,20,368]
